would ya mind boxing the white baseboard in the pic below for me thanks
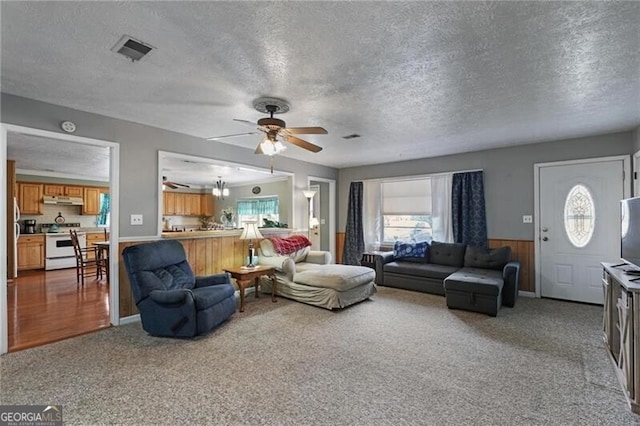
[118,314,140,325]
[518,291,536,298]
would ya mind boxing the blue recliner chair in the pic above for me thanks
[122,239,236,337]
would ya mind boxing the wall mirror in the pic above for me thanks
[157,151,294,234]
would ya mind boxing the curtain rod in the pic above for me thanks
[362,168,483,183]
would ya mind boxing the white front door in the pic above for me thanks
[538,158,627,304]
[309,184,321,249]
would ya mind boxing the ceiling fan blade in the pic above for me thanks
[233,119,258,127]
[164,182,178,189]
[206,132,259,141]
[284,127,328,135]
[172,182,191,188]
[282,135,323,153]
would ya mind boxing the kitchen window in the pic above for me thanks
[96,193,110,227]
[237,196,279,229]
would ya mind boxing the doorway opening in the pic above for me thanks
[308,176,336,260]
[0,124,120,354]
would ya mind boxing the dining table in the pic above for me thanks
[93,241,110,283]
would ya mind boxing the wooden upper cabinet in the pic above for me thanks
[82,187,101,215]
[185,194,202,216]
[18,183,43,215]
[201,194,215,217]
[65,186,84,197]
[163,192,210,217]
[43,184,65,196]
[44,185,84,197]
[163,192,176,215]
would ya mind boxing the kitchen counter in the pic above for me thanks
[161,229,242,239]
[161,228,298,239]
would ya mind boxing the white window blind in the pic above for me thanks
[382,179,432,214]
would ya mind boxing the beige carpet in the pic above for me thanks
[1,286,639,425]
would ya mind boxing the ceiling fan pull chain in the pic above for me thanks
[270,157,274,174]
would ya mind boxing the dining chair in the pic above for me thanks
[70,229,106,286]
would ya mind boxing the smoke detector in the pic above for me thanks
[111,35,155,62]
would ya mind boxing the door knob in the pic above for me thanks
[542,236,549,241]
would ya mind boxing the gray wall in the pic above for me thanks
[338,131,634,240]
[2,93,338,237]
[634,126,640,152]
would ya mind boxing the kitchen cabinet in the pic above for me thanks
[17,235,45,270]
[184,194,201,216]
[201,194,215,217]
[163,192,213,217]
[82,187,102,215]
[163,192,177,215]
[43,184,84,197]
[43,184,65,196]
[65,186,84,197]
[18,183,43,215]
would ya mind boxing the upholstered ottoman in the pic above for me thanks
[294,265,375,291]
[443,268,504,317]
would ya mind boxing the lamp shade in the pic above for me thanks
[309,217,320,227]
[302,190,316,199]
[240,221,264,240]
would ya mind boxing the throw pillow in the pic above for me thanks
[464,245,512,270]
[393,240,429,262]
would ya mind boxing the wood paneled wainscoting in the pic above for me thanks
[118,234,250,318]
[335,233,535,293]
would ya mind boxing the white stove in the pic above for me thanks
[43,223,86,270]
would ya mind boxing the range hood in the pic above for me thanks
[42,195,84,206]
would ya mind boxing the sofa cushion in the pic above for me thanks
[294,265,375,292]
[464,245,511,270]
[444,268,504,296]
[393,240,429,262]
[383,261,460,280]
[428,241,467,267]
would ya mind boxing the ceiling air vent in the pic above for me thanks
[111,35,154,62]
[342,134,361,140]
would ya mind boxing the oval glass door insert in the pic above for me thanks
[563,184,595,248]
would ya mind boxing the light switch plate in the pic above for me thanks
[130,214,143,225]
[522,215,533,223]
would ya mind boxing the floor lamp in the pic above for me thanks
[303,190,316,239]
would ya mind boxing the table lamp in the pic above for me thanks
[240,221,264,268]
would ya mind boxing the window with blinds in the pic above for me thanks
[237,197,279,228]
[382,179,432,244]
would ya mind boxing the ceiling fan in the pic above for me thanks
[162,176,190,190]
[206,97,327,155]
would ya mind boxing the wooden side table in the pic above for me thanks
[224,265,277,312]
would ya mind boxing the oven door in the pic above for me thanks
[46,235,76,258]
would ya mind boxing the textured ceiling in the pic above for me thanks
[6,133,282,186]
[2,2,639,168]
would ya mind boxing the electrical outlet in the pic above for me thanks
[130,214,143,225]
[522,215,533,223]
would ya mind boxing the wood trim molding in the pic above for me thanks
[336,232,345,264]
[488,239,535,293]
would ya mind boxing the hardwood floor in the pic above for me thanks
[7,268,110,352]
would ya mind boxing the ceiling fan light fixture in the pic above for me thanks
[259,138,286,156]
